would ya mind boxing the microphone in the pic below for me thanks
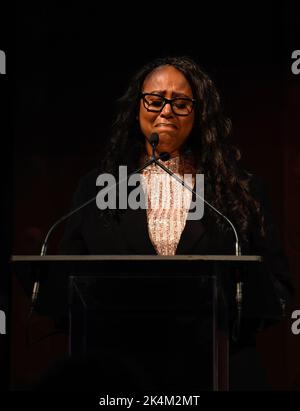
[29,145,167,314]
[149,132,159,160]
[158,152,170,161]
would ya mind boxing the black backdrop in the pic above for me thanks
[12,2,290,253]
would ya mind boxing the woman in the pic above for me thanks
[56,56,292,390]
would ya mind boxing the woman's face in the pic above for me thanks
[139,65,195,158]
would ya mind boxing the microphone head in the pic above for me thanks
[159,152,171,161]
[149,133,159,147]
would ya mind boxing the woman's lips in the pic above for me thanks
[155,123,177,129]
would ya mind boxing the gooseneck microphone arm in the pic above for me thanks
[152,157,241,256]
[41,136,160,258]
[40,197,95,257]
[40,158,159,257]
[30,193,104,317]
[30,133,162,313]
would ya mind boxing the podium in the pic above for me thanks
[12,255,264,391]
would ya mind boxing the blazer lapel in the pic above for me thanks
[176,182,207,254]
[118,200,156,255]
[119,175,156,254]
[176,215,207,254]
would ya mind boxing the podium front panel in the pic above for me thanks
[68,273,225,391]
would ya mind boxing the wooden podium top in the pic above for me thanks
[11,254,262,262]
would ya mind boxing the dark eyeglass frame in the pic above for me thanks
[141,92,196,116]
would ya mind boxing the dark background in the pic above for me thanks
[2,1,300,390]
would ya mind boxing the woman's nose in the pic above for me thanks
[160,102,173,117]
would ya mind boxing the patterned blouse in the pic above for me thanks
[141,155,195,255]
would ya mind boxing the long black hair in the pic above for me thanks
[100,56,264,240]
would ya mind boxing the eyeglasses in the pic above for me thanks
[141,93,196,116]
